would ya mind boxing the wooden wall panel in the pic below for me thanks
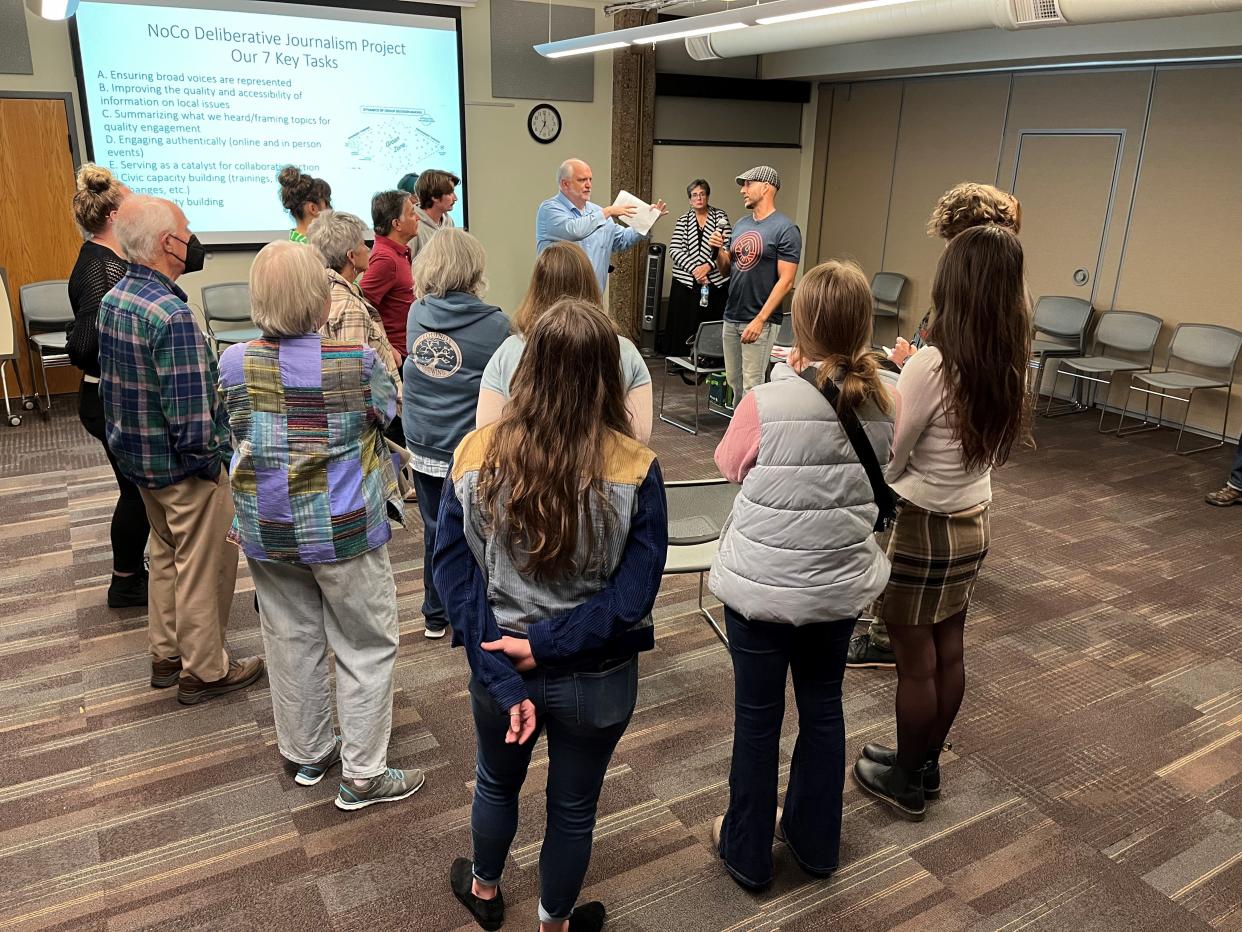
[1113,65,1242,437]
[998,68,1153,311]
[878,74,1011,338]
[811,63,1242,438]
[0,97,81,399]
[817,82,902,276]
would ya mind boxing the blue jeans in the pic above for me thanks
[469,656,638,922]
[1229,435,1242,490]
[720,606,853,889]
[413,471,447,630]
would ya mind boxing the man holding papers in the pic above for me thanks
[536,158,668,293]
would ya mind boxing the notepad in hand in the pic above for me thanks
[612,191,662,236]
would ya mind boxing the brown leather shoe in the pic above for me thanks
[177,656,265,706]
[1206,485,1242,507]
[151,656,182,689]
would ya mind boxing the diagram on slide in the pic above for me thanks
[346,106,448,178]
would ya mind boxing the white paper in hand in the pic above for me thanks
[612,190,661,236]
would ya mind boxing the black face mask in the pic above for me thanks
[170,233,206,275]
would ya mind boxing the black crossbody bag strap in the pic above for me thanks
[798,368,897,532]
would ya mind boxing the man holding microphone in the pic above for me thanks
[709,166,800,404]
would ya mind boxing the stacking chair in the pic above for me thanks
[1042,310,1162,432]
[20,279,74,411]
[663,478,740,646]
[659,320,726,435]
[1028,296,1093,400]
[0,269,35,426]
[1117,323,1242,455]
[202,282,261,350]
[870,272,906,347]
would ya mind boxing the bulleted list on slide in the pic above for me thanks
[75,0,464,236]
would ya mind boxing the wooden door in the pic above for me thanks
[0,97,83,398]
[1009,132,1122,304]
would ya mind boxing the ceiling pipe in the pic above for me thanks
[686,0,1242,60]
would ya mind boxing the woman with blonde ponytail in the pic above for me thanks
[67,163,152,610]
[707,259,895,889]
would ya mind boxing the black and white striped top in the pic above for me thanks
[668,206,731,289]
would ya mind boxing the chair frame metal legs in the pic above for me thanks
[658,360,703,436]
[0,358,32,426]
[1042,368,1131,433]
[1117,383,1231,455]
[696,572,728,646]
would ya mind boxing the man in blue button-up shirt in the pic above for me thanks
[535,158,667,293]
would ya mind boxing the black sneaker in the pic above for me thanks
[107,570,148,609]
[845,634,896,669]
[450,857,504,931]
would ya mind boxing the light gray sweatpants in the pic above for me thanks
[248,546,400,780]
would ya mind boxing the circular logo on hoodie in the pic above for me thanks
[411,331,462,379]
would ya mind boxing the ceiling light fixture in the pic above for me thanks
[755,0,921,26]
[631,21,749,44]
[545,40,629,58]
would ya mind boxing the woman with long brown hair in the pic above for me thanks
[476,241,653,442]
[708,260,895,889]
[853,224,1031,820]
[435,298,667,932]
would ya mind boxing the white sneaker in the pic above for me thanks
[424,625,447,640]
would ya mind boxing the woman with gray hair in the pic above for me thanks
[219,240,423,811]
[401,228,509,639]
[306,209,402,394]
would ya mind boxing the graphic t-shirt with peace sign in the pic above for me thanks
[722,211,802,325]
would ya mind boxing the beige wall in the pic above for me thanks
[1,0,614,317]
[808,63,1242,438]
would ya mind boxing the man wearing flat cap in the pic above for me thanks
[708,166,801,403]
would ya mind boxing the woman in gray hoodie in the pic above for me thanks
[708,260,896,889]
[402,229,510,639]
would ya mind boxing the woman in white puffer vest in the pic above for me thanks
[708,260,896,890]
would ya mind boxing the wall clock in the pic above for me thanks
[528,104,562,144]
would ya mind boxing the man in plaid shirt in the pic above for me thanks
[99,195,264,705]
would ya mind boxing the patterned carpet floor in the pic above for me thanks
[2,369,1242,931]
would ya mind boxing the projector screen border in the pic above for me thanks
[69,0,469,249]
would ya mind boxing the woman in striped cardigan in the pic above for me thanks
[663,179,731,354]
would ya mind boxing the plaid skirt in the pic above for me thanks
[875,500,991,627]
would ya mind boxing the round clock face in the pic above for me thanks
[528,104,561,144]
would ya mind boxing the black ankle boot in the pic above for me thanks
[853,756,926,820]
[107,570,148,609]
[861,743,946,799]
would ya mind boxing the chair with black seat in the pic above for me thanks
[663,477,740,646]
[202,282,261,350]
[1117,323,1242,455]
[20,279,74,411]
[1028,296,1093,400]
[1042,310,1163,432]
[870,272,906,348]
[659,319,726,435]
[1,269,35,426]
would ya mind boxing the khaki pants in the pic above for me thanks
[138,474,238,682]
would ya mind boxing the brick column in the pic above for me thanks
[608,11,657,339]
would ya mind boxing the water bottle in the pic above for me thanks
[699,284,710,308]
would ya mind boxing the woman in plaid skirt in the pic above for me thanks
[853,225,1031,821]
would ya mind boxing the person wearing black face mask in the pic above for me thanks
[97,195,265,706]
